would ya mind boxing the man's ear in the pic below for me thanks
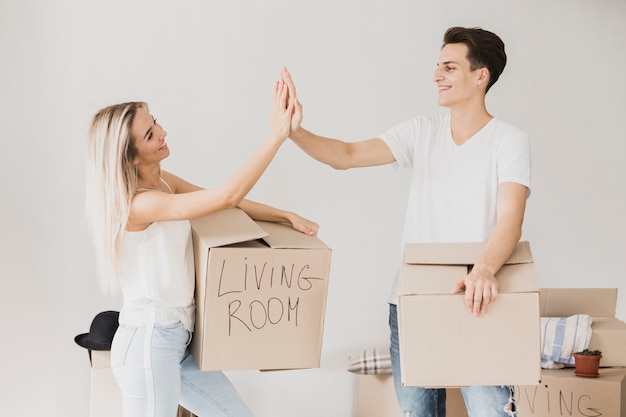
[477,67,490,88]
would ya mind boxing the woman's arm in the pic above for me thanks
[128,80,293,228]
[237,199,319,236]
[281,67,395,170]
[157,173,318,236]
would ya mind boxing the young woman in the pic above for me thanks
[84,78,316,417]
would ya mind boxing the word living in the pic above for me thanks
[516,384,603,417]
[216,257,325,336]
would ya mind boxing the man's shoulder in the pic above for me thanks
[387,113,449,132]
[491,118,527,137]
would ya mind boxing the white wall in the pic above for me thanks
[1,0,624,415]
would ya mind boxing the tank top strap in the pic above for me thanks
[159,177,173,193]
[135,177,173,194]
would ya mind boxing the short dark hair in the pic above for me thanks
[443,27,507,92]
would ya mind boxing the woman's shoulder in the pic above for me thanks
[161,170,203,194]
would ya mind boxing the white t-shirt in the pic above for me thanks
[118,219,196,330]
[380,113,531,304]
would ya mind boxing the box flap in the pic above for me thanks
[256,221,329,250]
[539,288,617,317]
[190,208,268,248]
[399,241,537,296]
[399,263,538,296]
[403,241,532,266]
[398,265,467,295]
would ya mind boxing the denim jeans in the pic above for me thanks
[389,304,516,417]
[111,319,254,417]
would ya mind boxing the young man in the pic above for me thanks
[283,27,529,416]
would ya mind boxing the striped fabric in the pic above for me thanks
[540,314,593,369]
[347,347,392,374]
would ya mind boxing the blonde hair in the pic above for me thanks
[85,101,148,294]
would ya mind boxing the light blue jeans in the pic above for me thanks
[389,304,517,417]
[111,320,254,417]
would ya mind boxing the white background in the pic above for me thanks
[1,0,625,416]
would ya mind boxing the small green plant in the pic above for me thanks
[574,349,602,356]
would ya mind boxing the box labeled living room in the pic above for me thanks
[190,208,332,371]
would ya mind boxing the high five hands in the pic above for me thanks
[281,67,303,136]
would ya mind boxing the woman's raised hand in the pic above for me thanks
[269,79,294,143]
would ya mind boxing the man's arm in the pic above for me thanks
[452,181,528,316]
[282,67,395,170]
[290,129,395,170]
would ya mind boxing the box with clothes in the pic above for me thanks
[539,288,626,367]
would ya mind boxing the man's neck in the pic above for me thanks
[449,101,492,145]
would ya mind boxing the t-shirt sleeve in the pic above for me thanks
[497,131,531,193]
[379,117,422,169]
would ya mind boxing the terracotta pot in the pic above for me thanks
[572,353,602,378]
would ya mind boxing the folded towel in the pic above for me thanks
[348,347,392,374]
[541,314,593,369]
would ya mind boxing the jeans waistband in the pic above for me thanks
[120,303,195,332]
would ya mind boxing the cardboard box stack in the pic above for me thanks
[397,241,541,387]
[515,287,626,416]
[190,208,332,371]
[355,288,626,417]
[516,367,626,416]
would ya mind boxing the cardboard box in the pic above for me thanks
[354,374,468,417]
[190,208,332,371]
[516,368,626,416]
[397,241,541,387]
[89,350,122,417]
[88,351,195,417]
[355,369,626,417]
[540,288,626,367]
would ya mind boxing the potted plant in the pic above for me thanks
[572,349,602,378]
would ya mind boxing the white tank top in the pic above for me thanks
[118,215,196,331]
